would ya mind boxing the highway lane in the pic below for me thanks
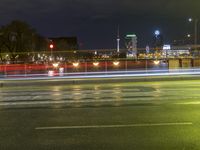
[0,80,200,149]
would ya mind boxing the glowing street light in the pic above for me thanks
[188,18,193,22]
[93,62,99,66]
[113,61,120,66]
[187,34,191,38]
[154,60,160,65]
[154,30,160,37]
[73,62,79,67]
[53,62,59,68]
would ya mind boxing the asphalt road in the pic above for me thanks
[0,79,200,149]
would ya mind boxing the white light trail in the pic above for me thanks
[1,68,200,81]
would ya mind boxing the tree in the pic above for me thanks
[0,20,44,62]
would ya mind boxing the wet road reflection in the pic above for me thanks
[1,80,200,109]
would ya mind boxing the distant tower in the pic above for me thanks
[117,25,120,53]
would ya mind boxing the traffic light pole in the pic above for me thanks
[49,44,54,61]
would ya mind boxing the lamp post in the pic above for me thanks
[154,30,161,51]
[154,30,160,47]
[189,18,199,56]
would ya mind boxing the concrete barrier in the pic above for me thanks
[168,59,180,69]
[181,59,192,68]
[193,59,200,67]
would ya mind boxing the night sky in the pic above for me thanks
[1,0,200,49]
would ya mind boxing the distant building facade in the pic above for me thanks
[163,45,190,57]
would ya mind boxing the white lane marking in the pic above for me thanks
[0,99,121,106]
[35,122,193,130]
[1,96,200,107]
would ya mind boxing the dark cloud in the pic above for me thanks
[0,0,200,48]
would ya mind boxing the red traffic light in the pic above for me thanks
[49,44,54,49]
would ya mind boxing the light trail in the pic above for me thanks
[5,68,200,76]
[1,68,200,81]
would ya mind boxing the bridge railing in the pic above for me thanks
[0,60,168,78]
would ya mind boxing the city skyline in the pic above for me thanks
[0,0,200,49]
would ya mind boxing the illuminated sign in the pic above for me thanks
[126,34,136,38]
[163,45,171,50]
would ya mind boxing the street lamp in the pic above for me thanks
[93,62,99,67]
[154,60,160,65]
[154,30,162,53]
[188,18,193,22]
[73,62,79,67]
[113,61,120,66]
[188,18,199,55]
[187,34,191,38]
[53,62,59,68]
[154,30,160,37]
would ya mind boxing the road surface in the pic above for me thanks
[0,79,200,149]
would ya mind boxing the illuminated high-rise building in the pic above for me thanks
[125,34,137,57]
